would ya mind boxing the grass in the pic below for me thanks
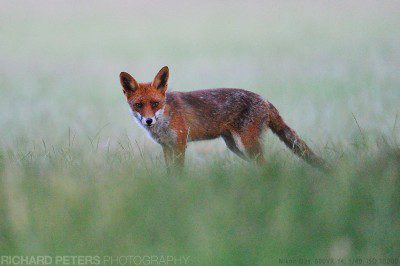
[0,1,399,264]
[0,143,399,264]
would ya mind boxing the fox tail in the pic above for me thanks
[268,104,330,171]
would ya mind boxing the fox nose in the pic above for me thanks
[145,118,153,126]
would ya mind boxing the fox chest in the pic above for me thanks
[144,118,177,146]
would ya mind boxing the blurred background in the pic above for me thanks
[1,0,399,150]
[0,1,399,264]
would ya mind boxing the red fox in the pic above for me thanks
[119,66,327,170]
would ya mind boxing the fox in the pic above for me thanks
[119,66,328,171]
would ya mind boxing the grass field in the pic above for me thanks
[0,1,399,265]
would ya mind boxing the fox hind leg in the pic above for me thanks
[222,133,248,161]
[237,128,266,165]
[243,139,266,165]
[223,129,266,165]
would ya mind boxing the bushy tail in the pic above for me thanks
[268,104,329,171]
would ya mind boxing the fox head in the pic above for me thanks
[120,66,169,127]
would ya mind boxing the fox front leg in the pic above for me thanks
[162,144,186,171]
[162,145,173,169]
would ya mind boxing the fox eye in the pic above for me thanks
[134,103,143,109]
[151,102,159,108]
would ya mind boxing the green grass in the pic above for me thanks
[0,1,400,265]
[0,144,399,264]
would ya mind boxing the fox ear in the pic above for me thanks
[152,66,169,93]
[120,72,139,97]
